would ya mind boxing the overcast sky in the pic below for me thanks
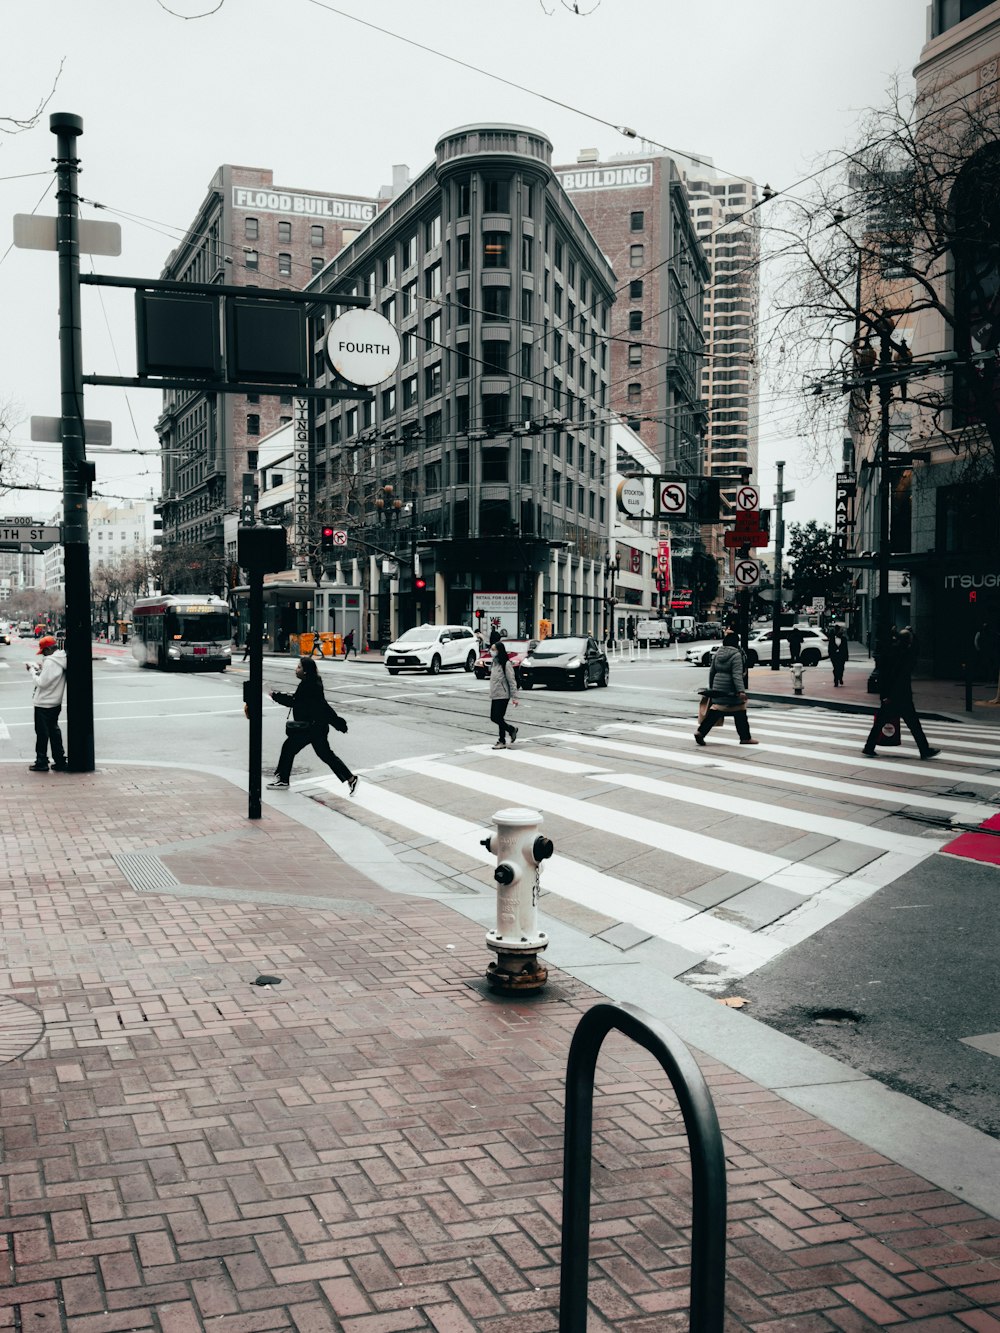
[1,0,928,532]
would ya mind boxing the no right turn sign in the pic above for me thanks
[733,558,760,588]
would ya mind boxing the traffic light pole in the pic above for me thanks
[52,112,95,772]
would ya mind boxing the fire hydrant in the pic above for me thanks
[790,661,805,695]
[480,807,554,994]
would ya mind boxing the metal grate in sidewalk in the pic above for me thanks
[113,851,180,894]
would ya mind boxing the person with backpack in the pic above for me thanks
[267,656,359,793]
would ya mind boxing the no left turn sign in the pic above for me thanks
[332,529,348,546]
[655,480,688,517]
[736,485,759,512]
[734,558,760,588]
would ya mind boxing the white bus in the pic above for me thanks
[131,595,232,671]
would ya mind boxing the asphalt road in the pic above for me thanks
[722,853,1000,1138]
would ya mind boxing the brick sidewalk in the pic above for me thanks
[1,763,999,1331]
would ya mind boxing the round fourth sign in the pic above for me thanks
[325,309,401,388]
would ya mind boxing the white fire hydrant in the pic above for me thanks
[480,806,553,993]
[790,661,805,695]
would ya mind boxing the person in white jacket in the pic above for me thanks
[487,639,519,750]
[26,635,68,771]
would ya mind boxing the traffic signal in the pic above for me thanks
[475,608,484,621]
[696,478,721,524]
[414,577,427,591]
[321,526,335,551]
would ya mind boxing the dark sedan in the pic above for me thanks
[519,635,609,690]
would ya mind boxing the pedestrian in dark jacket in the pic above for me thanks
[267,656,359,792]
[786,626,804,663]
[488,639,519,750]
[342,629,357,658]
[694,632,758,746]
[828,625,849,686]
[863,628,939,759]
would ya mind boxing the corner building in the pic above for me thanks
[156,166,377,557]
[309,124,617,643]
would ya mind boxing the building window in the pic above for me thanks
[483,178,510,212]
[246,414,260,436]
[457,178,471,216]
[400,330,417,363]
[382,295,396,324]
[278,252,292,276]
[425,362,442,397]
[628,344,642,365]
[403,234,417,268]
[481,339,509,374]
[311,255,325,275]
[521,343,532,379]
[401,280,418,317]
[425,262,442,298]
[553,284,563,317]
[456,398,470,434]
[424,312,442,346]
[555,237,564,270]
[568,257,576,288]
[402,376,418,410]
[244,250,258,270]
[482,394,509,432]
[457,234,471,271]
[425,411,442,444]
[278,220,292,243]
[627,382,641,403]
[483,287,510,322]
[456,447,470,482]
[382,254,396,286]
[521,289,532,323]
[630,211,645,232]
[455,346,470,378]
[522,235,533,270]
[482,448,508,482]
[628,310,642,332]
[483,233,509,268]
[425,214,441,248]
[456,288,471,325]
[629,244,644,268]
[245,217,258,240]
[247,392,260,404]
[381,386,396,417]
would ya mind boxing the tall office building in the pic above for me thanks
[682,166,760,516]
[305,123,617,644]
[553,150,709,474]
[155,166,378,557]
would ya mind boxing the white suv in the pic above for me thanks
[385,624,478,675]
[744,627,829,667]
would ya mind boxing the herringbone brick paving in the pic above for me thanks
[0,766,998,1331]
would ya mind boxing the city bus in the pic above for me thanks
[131,595,232,671]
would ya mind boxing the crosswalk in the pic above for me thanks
[301,706,1000,990]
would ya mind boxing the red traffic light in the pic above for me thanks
[475,608,484,619]
[321,526,335,551]
[415,578,427,590]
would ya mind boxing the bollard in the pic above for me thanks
[790,661,805,695]
[480,806,553,993]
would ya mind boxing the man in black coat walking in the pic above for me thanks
[863,628,940,759]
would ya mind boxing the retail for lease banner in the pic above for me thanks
[473,591,518,639]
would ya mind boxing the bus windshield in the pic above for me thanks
[164,611,230,641]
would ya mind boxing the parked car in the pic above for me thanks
[744,626,829,667]
[385,624,478,675]
[635,618,671,646]
[0,624,9,647]
[519,635,609,690]
[473,638,532,682]
[685,642,722,667]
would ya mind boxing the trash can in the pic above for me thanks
[319,632,335,657]
[298,632,314,656]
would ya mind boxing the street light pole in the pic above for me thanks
[770,460,785,671]
[52,112,95,772]
[875,316,894,662]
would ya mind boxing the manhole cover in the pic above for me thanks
[0,994,44,1064]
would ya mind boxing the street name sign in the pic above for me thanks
[325,309,401,387]
[31,415,112,447]
[724,529,768,549]
[0,523,61,550]
[14,214,122,256]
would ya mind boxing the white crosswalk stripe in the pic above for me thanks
[312,705,999,991]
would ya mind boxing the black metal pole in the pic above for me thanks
[51,112,95,772]
[876,320,894,662]
[247,568,264,819]
[770,460,785,670]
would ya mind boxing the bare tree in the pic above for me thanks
[0,59,65,138]
[765,77,1000,474]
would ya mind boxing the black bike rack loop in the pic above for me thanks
[559,1002,727,1333]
